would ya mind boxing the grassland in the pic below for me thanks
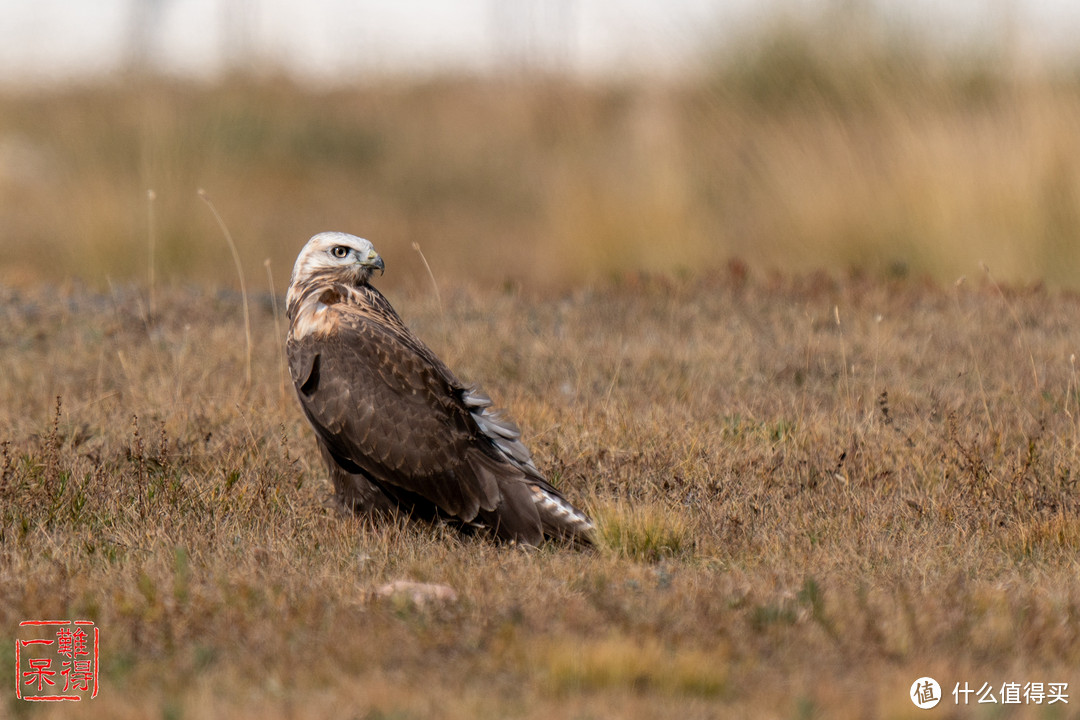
[5,14,1080,718]
[3,268,1080,718]
[3,19,1080,292]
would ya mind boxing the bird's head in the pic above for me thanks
[289,232,385,289]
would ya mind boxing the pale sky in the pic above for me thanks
[1,0,1078,85]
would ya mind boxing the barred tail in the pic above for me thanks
[530,484,595,544]
[464,383,595,545]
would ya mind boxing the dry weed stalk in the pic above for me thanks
[411,241,442,312]
[264,258,288,406]
[198,188,252,390]
[146,189,157,317]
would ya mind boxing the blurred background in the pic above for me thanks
[3,0,1080,290]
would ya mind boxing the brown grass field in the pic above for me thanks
[5,16,1080,718]
[4,21,1080,292]
[4,269,1080,718]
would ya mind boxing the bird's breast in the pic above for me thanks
[290,299,339,340]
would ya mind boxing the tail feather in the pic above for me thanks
[462,383,594,545]
[530,484,595,544]
[478,474,544,545]
[463,385,539,472]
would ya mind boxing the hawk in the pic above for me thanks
[286,232,594,545]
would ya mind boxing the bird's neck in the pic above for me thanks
[286,270,371,321]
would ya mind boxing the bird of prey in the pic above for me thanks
[285,232,594,545]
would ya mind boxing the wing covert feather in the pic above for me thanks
[287,305,499,519]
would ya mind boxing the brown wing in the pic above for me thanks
[287,301,508,525]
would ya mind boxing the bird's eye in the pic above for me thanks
[331,246,349,259]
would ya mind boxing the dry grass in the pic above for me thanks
[3,269,1080,717]
[3,21,1080,291]
[5,15,1080,716]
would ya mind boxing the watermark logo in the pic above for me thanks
[15,620,98,702]
[910,677,1069,709]
[911,677,942,709]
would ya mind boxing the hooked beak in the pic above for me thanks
[364,253,385,276]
